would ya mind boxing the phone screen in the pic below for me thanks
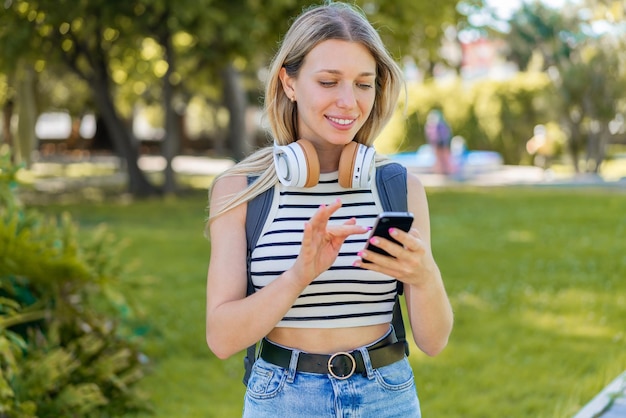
[363,211,414,261]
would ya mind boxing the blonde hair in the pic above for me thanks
[207,2,404,225]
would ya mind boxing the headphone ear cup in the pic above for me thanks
[297,139,320,187]
[338,142,376,188]
[273,139,320,187]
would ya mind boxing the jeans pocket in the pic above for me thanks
[373,357,415,391]
[246,359,287,400]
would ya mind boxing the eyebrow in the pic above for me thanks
[316,69,376,77]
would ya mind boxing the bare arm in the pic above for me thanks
[354,172,453,356]
[402,173,453,356]
[206,175,370,359]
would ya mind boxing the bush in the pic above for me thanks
[0,147,151,417]
[376,72,557,164]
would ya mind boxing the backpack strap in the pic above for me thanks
[376,163,408,212]
[375,163,410,356]
[242,176,274,385]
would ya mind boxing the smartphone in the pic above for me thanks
[363,211,414,262]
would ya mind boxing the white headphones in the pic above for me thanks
[273,139,376,188]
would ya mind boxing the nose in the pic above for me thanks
[336,85,357,109]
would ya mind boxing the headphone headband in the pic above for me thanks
[273,139,375,188]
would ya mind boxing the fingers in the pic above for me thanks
[327,222,369,238]
[303,201,367,250]
[356,227,425,266]
[307,200,369,233]
[307,198,342,229]
[390,227,424,252]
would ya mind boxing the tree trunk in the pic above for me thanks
[90,76,158,197]
[16,65,37,168]
[161,30,179,195]
[2,99,13,147]
[562,116,582,174]
[593,126,610,174]
[222,63,250,161]
[91,115,115,151]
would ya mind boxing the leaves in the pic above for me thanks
[0,151,151,415]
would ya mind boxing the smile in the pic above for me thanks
[327,116,356,126]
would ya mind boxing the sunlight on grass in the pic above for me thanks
[29,161,119,178]
[549,157,626,181]
[521,288,626,340]
[506,229,536,243]
[178,174,215,190]
[454,291,494,311]
[601,158,626,181]
[522,309,616,339]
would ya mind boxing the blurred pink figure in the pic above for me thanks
[425,109,452,175]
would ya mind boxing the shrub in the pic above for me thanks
[0,147,151,417]
[376,72,556,164]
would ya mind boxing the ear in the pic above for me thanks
[279,67,296,101]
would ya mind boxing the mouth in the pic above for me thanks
[326,115,357,127]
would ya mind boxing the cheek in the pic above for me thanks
[303,91,334,114]
[360,95,376,117]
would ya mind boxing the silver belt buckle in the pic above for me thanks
[328,351,356,379]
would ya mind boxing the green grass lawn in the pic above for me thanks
[35,186,626,418]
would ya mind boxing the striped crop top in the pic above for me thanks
[249,170,398,328]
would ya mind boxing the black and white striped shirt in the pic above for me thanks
[250,171,397,328]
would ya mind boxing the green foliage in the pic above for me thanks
[377,72,554,164]
[493,0,626,172]
[0,73,8,108]
[0,148,151,417]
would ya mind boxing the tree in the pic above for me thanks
[362,0,480,76]
[0,0,159,196]
[494,1,626,173]
[1,0,478,196]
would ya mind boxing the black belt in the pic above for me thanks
[258,331,406,379]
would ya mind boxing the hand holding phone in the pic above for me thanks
[363,211,414,262]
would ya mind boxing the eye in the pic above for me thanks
[319,81,337,87]
[357,83,374,90]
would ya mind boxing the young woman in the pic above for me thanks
[206,3,453,417]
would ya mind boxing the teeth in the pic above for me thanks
[328,116,353,126]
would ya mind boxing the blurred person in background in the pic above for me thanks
[424,109,453,175]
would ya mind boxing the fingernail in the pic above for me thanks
[369,237,378,245]
[389,228,397,236]
[357,251,365,257]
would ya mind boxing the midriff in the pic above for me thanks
[266,323,390,354]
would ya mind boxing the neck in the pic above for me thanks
[315,144,343,173]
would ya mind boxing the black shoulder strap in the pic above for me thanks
[242,164,410,385]
[243,177,274,385]
[375,163,410,356]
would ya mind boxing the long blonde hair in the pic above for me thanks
[207,2,404,224]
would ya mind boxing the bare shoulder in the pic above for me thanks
[210,173,248,197]
[406,171,427,200]
[209,174,249,215]
[406,171,432,239]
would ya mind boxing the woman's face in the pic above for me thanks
[279,39,377,149]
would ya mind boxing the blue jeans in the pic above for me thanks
[242,339,421,417]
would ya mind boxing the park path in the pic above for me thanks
[29,154,626,193]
